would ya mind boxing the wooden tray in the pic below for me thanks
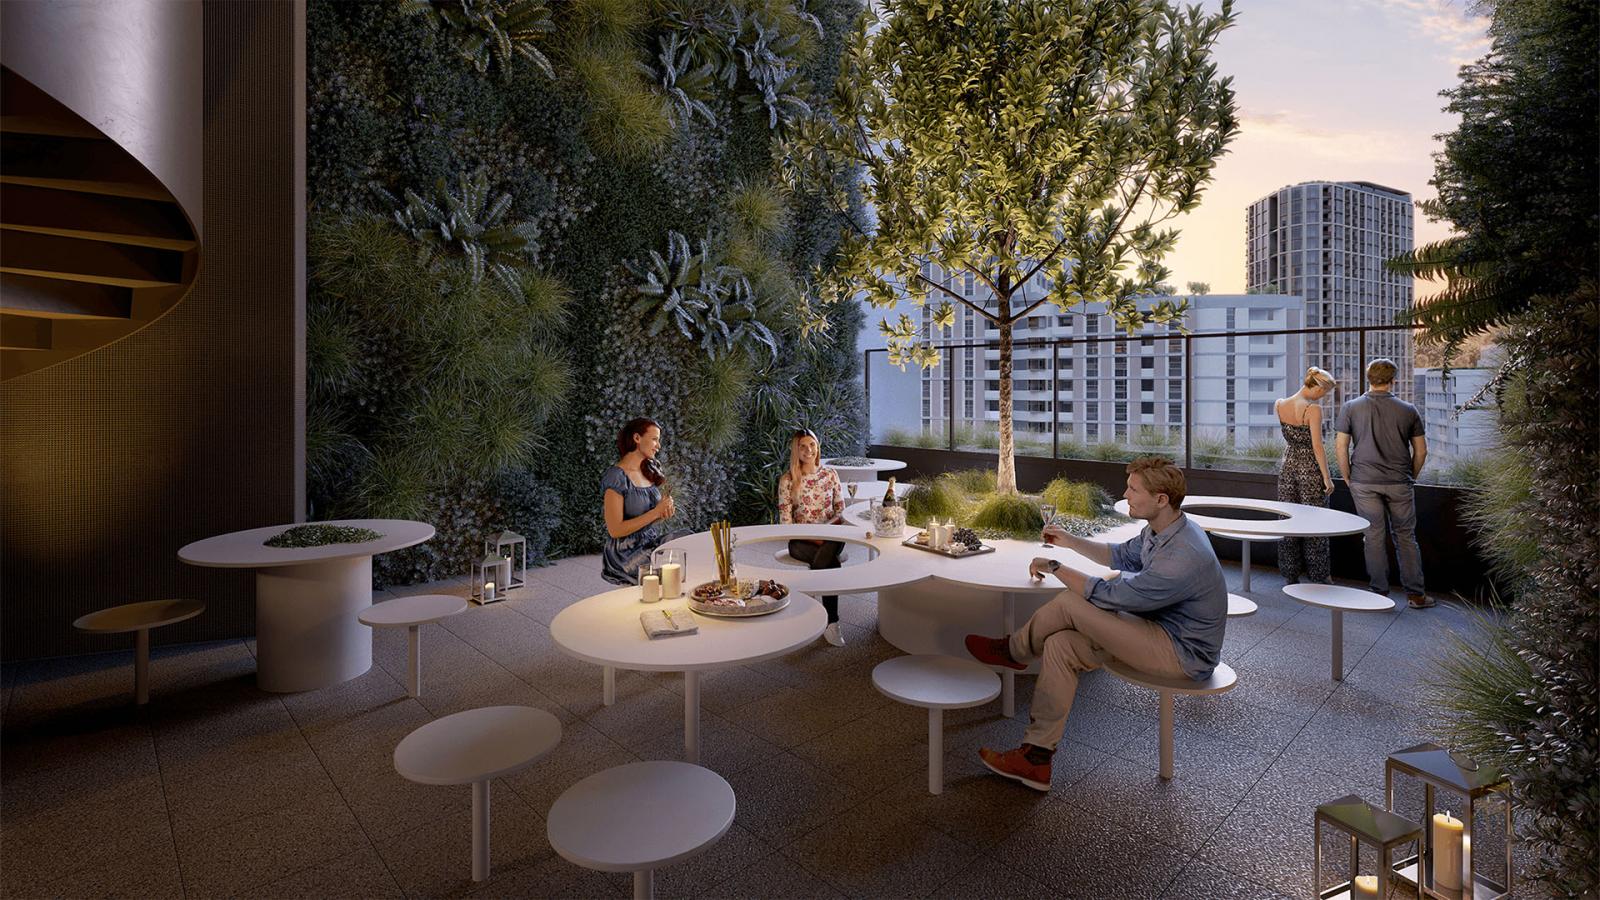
[901,537,995,559]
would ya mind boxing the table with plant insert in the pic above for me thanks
[179,519,435,692]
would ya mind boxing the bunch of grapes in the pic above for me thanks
[951,527,982,551]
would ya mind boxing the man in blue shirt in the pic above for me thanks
[1335,358,1430,608]
[965,457,1226,791]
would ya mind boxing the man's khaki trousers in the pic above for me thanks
[1008,590,1186,749]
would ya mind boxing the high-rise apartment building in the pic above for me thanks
[1414,365,1499,461]
[1245,181,1415,402]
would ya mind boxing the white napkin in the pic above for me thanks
[641,607,698,638]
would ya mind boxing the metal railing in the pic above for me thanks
[863,322,1431,471]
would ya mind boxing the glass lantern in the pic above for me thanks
[1385,742,1513,900]
[1313,794,1422,900]
[486,530,526,592]
[471,553,504,604]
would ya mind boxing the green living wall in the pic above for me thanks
[306,0,867,583]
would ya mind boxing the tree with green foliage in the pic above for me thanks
[1392,0,1598,892]
[786,0,1238,493]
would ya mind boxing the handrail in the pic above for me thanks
[862,322,1432,471]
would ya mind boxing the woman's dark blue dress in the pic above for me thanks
[600,465,662,585]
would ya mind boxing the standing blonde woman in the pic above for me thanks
[1274,367,1337,583]
[777,429,847,646]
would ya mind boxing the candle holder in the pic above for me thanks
[1313,794,1422,900]
[649,548,687,599]
[1385,742,1513,900]
[471,553,504,604]
[486,531,527,592]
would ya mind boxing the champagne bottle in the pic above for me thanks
[882,477,898,506]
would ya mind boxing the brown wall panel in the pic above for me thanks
[1,1,305,660]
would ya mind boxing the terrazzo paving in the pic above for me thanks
[1,554,1521,898]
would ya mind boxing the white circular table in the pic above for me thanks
[823,456,907,483]
[394,705,562,882]
[1113,496,1368,538]
[179,519,435,692]
[872,655,1001,794]
[359,594,468,697]
[1104,659,1237,780]
[1282,583,1396,681]
[1211,530,1285,592]
[73,599,206,705]
[547,761,735,900]
[550,586,826,763]
[1227,593,1258,617]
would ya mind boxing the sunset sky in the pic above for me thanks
[1161,0,1492,295]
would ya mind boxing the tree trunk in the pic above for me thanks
[996,315,1017,494]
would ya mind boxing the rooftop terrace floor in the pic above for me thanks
[1,555,1520,898]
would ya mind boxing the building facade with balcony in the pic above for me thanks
[1246,180,1415,402]
[1414,365,1499,461]
[863,282,1307,448]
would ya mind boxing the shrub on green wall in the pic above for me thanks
[308,0,868,576]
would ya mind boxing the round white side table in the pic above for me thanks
[393,705,562,882]
[1104,658,1237,780]
[359,594,468,697]
[872,655,1001,794]
[73,599,206,705]
[547,760,735,900]
[1227,593,1258,617]
[1283,583,1395,681]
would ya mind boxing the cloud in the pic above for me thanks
[1356,0,1491,65]
[1238,110,1425,165]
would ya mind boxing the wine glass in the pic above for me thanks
[1039,503,1057,548]
[847,482,859,501]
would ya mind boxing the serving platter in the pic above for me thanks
[687,579,792,618]
[901,535,995,559]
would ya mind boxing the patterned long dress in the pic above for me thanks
[1277,418,1331,583]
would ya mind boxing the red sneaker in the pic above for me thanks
[979,745,1052,791]
[965,634,1027,670]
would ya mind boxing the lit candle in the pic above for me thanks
[641,574,660,604]
[484,581,495,602]
[659,563,682,599]
[1351,874,1378,898]
[1432,810,1464,891]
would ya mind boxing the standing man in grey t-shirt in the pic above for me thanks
[1335,359,1431,608]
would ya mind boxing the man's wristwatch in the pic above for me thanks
[1047,559,1061,573]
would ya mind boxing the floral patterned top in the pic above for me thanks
[777,467,845,525]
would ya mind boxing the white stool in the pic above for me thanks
[871,655,1001,794]
[394,706,561,882]
[547,761,735,900]
[1283,584,1395,681]
[1104,658,1237,780]
[1212,530,1283,593]
[359,594,468,697]
[73,599,206,705]
[1227,593,1258,617]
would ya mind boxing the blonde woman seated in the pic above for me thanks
[1275,366,1337,583]
[777,429,847,647]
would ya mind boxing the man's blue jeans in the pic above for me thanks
[1349,482,1426,595]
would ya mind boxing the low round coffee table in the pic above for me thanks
[1283,583,1395,681]
[359,594,468,697]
